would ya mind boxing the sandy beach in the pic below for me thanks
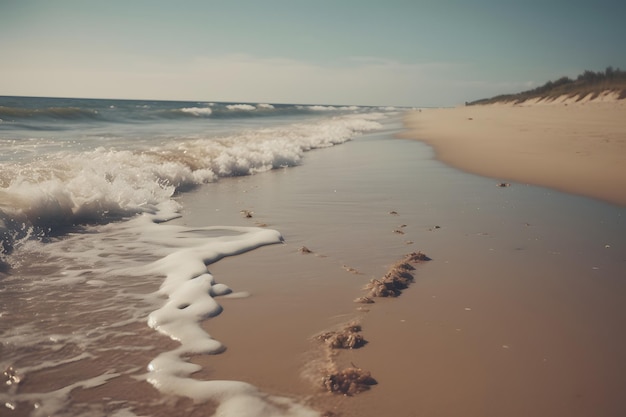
[401,97,626,207]
[170,121,626,417]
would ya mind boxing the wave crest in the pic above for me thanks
[179,107,213,117]
[226,104,256,111]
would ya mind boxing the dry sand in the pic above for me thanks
[400,97,626,206]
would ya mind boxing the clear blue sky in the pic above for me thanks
[2,0,625,107]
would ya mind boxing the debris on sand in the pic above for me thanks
[3,366,21,386]
[405,251,431,263]
[342,265,361,274]
[393,260,416,271]
[312,251,430,397]
[393,229,405,235]
[364,252,430,298]
[317,323,366,349]
[299,246,313,254]
[389,210,399,215]
[370,267,412,294]
[365,278,402,297]
[240,209,253,218]
[353,296,374,304]
[322,366,377,396]
[497,182,511,187]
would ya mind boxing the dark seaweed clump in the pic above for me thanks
[364,252,430,298]
[317,323,366,349]
[322,367,377,396]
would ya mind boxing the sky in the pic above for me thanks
[1,0,625,107]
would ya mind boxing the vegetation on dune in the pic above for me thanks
[468,67,626,105]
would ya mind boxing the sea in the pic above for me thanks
[0,96,403,417]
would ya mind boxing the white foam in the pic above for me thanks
[2,217,319,415]
[180,107,213,116]
[302,105,361,112]
[131,225,320,415]
[256,103,275,109]
[306,105,337,111]
[19,352,95,375]
[226,104,256,111]
[0,370,120,417]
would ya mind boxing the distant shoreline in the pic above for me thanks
[401,97,626,207]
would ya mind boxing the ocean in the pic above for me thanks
[0,96,401,417]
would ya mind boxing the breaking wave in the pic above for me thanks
[0,113,384,259]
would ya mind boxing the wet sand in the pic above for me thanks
[172,124,626,417]
[401,99,626,207]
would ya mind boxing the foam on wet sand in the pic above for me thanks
[142,225,322,416]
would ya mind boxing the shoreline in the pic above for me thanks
[171,127,626,417]
[399,99,626,207]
